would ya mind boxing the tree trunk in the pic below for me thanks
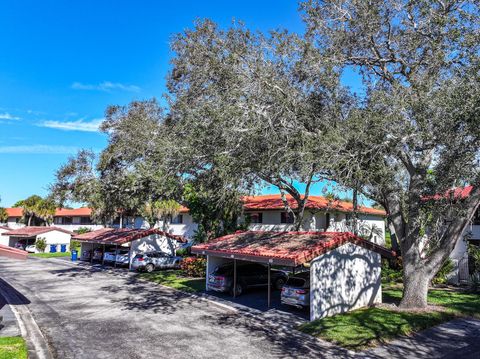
[28,215,32,226]
[400,268,430,308]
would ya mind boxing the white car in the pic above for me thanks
[103,251,117,262]
[25,245,36,253]
[115,249,130,266]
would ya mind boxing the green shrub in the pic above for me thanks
[176,246,191,257]
[70,240,80,252]
[180,256,206,277]
[75,227,92,235]
[35,238,47,252]
[432,259,454,285]
[381,259,403,283]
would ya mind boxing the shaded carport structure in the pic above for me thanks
[72,228,186,269]
[192,231,395,312]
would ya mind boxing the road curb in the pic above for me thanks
[0,278,54,359]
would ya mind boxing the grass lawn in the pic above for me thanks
[30,251,72,258]
[299,285,480,351]
[139,270,205,293]
[0,337,28,359]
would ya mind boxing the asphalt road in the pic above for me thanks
[2,257,479,359]
[0,257,346,359]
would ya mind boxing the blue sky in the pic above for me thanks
[0,1,363,207]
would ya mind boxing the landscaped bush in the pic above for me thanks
[432,259,454,286]
[175,246,191,257]
[70,240,80,252]
[381,259,403,283]
[35,238,47,253]
[180,256,206,277]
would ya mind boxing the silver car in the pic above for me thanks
[281,271,310,309]
[115,249,130,266]
[131,251,182,272]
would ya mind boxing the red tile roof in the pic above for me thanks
[425,185,474,201]
[192,231,395,266]
[242,195,386,216]
[0,226,11,231]
[0,244,28,260]
[55,207,92,217]
[72,228,187,245]
[2,226,73,237]
[6,208,23,217]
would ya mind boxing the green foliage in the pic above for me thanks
[301,285,480,350]
[381,260,403,284]
[75,227,91,235]
[30,252,71,258]
[175,246,191,257]
[35,237,47,252]
[468,244,480,273]
[0,207,7,223]
[141,199,181,229]
[183,183,244,242]
[469,272,480,293]
[70,240,81,252]
[0,337,28,359]
[139,270,205,293]
[432,259,455,285]
[180,256,206,277]
[299,307,452,351]
[16,194,56,226]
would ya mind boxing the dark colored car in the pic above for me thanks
[208,262,288,296]
[281,271,310,308]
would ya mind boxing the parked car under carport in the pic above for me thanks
[73,228,187,270]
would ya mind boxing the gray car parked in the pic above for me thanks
[280,271,310,309]
[131,251,182,272]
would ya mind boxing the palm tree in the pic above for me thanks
[0,207,7,224]
[21,195,43,226]
[141,200,181,231]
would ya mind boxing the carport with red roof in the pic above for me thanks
[192,231,394,320]
[73,228,187,269]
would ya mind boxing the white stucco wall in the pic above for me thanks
[37,230,72,253]
[6,218,24,229]
[0,228,9,246]
[245,210,386,245]
[310,242,382,320]
[129,234,182,267]
[131,214,198,240]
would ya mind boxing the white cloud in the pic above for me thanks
[71,81,141,92]
[0,145,81,154]
[0,112,21,120]
[40,118,103,132]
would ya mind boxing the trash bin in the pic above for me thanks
[71,250,78,261]
[60,244,67,253]
[50,244,57,253]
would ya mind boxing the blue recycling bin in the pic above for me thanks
[71,250,78,261]
[49,244,57,253]
[60,244,67,253]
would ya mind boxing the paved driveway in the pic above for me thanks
[0,257,347,359]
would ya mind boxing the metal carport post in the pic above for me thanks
[102,243,105,266]
[114,244,118,268]
[268,261,271,308]
[233,258,237,298]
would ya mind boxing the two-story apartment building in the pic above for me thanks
[241,195,386,245]
[2,195,387,243]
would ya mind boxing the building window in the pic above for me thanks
[80,217,92,225]
[54,217,62,225]
[171,215,183,224]
[280,212,294,224]
[246,213,263,224]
